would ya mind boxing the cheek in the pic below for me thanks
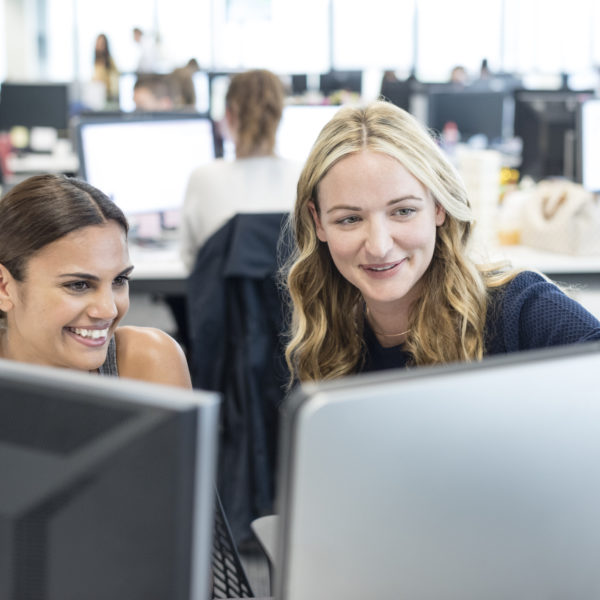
[323,232,358,262]
[116,291,130,316]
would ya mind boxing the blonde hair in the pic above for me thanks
[226,69,284,158]
[284,100,515,383]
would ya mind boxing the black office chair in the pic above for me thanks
[212,493,254,598]
[187,212,292,547]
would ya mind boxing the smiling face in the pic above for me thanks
[310,150,445,320]
[0,221,132,371]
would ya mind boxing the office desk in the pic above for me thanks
[485,243,600,287]
[128,242,188,294]
[128,238,600,294]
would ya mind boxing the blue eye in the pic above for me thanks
[394,207,416,217]
[337,215,361,225]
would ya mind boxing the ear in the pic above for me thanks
[435,203,446,227]
[308,201,327,242]
[0,263,17,313]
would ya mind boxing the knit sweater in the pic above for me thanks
[362,271,600,373]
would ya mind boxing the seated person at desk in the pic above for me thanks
[133,73,176,111]
[180,68,303,270]
[283,101,600,382]
[0,173,191,387]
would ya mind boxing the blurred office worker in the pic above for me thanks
[180,69,303,270]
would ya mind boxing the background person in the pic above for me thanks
[132,73,175,111]
[283,101,600,383]
[0,174,191,387]
[92,33,120,106]
[180,68,303,270]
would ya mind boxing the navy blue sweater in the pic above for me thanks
[362,271,600,372]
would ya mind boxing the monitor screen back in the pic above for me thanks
[276,341,600,600]
[0,359,219,600]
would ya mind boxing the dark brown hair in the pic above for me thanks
[0,174,128,282]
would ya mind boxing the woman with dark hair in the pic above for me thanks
[93,33,120,105]
[0,174,190,386]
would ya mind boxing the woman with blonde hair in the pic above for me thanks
[181,68,302,269]
[284,100,600,383]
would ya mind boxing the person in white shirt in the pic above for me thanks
[180,69,303,271]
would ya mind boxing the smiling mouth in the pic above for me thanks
[66,327,110,340]
[361,260,405,272]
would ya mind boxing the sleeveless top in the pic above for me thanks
[98,336,118,376]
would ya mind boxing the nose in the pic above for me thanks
[364,217,394,259]
[88,287,119,321]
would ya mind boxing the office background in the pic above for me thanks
[2,0,600,89]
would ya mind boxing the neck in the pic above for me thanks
[365,306,410,347]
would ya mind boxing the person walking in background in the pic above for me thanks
[132,27,158,73]
[92,33,120,106]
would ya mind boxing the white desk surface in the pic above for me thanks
[127,237,600,285]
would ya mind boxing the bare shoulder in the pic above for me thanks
[114,326,192,389]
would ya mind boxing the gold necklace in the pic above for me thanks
[365,308,410,337]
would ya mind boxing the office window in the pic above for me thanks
[416,0,503,82]
[210,0,329,72]
[503,0,595,76]
[331,0,414,72]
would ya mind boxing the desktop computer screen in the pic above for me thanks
[76,112,215,216]
[275,341,600,600]
[513,88,594,180]
[578,98,600,192]
[0,358,220,600]
[0,81,70,132]
[319,70,363,96]
[275,104,340,163]
[427,87,512,143]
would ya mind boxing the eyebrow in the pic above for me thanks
[58,265,135,281]
[325,196,424,214]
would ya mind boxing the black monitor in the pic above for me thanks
[578,98,600,192]
[319,70,362,96]
[513,88,594,180]
[0,358,220,600]
[380,78,412,111]
[427,87,512,143]
[0,82,70,132]
[75,112,216,216]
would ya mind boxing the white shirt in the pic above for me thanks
[180,156,303,270]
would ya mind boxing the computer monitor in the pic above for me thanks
[427,87,512,143]
[577,98,600,192]
[319,70,363,96]
[76,112,215,216]
[0,357,220,600]
[0,81,70,132]
[275,341,600,599]
[276,104,340,163]
[513,88,594,180]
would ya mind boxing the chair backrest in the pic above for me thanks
[187,212,291,545]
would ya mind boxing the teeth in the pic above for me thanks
[71,328,109,339]
[370,265,395,271]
